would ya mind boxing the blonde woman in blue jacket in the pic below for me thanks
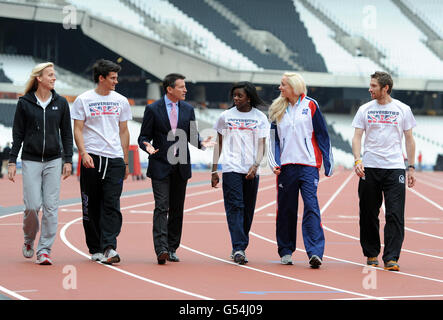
[268,72,333,268]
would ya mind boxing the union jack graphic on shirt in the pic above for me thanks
[226,119,258,131]
[367,112,398,125]
[89,103,121,117]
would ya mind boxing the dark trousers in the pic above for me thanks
[358,168,406,263]
[222,172,259,252]
[276,164,324,259]
[151,165,187,255]
[80,154,125,254]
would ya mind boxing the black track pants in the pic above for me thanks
[358,168,406,263]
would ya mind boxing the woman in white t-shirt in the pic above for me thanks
[211,82,269,265]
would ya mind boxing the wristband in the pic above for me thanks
[407,165,415,170]
[211,171,218,174]
[354,159,362,166]
[8,163,16,166]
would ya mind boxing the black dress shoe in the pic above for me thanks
[167,251,180,262]
[157,251,168,265]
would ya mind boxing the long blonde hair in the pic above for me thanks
[268,72,307,123]
[24,62,54,95]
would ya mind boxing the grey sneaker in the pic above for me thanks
[230,250,248,263]
[35,253,52,265]
[102,248,120,265]
[91,253,105,262]
[309,255,322,269]
[22,243,34,259]
[281,254,293,265]
[233,250,246,265]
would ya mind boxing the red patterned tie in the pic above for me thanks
[170,102,177,134]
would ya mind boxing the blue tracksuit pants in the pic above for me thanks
[276,164,325,259]
[222,172,259,252]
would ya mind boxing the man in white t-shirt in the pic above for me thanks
[71,59,132,265]
[352,71,416,272]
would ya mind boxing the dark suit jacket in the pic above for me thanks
[138,98,203,181]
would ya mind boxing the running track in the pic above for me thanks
[1,168,443,301]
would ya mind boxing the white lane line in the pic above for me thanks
[405,227,443,240]
[416,173,443,186]
[383,196,443,241]
[407,187,443,211]
[382,202,443,240]
[320,174,443,260]
[183,183,277,214]
[252,229,443,283]
[179,244,382,300]
[252,171,443,285]
[0,285,29,300]
[337,293,443,300]
[323,225,443,260]
[252,176,330,215]
[59,216,214,300]
[417,178,443,192]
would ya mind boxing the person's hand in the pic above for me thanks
[407,168,416,188]
[354,161,365,178]
[272,167,281,176]
[143,141,159,155]
[62,163,72,180]
[246,165,258,180]
[211,172,219,188]
[202,136,216,148]
[7,163,16,182]
[81,152,95,168]
[124,164,129,180]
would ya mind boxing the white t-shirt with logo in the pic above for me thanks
[71,89,132,158]
[214,107,270,174]
[352,99,416,169]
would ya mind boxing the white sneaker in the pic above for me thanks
[91,253,105,262]
[22,243,34,259]
[35,253,52,265]
[233,250,246,265]
[281,254,293,265]
[102,248,120,265]
[231,250,248,263]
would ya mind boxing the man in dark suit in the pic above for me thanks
[138,73,213,264]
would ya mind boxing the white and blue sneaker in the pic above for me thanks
[91,253,105,262]
[102,248,120,265]
[281,254,293,265]
[231,250,248,264]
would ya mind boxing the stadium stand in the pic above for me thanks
[324,113,443,169]
[123,0,259,71]
[168,0,295,70]
[0,53,93,89]
[217,0,327,72]
[293,1,384,76]
[309,0,443,79]
[412,0,443,36]
[1,0,443,170]
[0,101,15,127]
[67,0,259,71]
[392,0,443,60]
[0,63,12,83]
